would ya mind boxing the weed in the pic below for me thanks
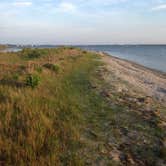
[43,63,60,73]
[26,74,40,88]
[35,66,43,73]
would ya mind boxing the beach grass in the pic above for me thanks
[0,47,165,165]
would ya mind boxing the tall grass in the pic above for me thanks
[0,48,102,165]
[0,48,165,165]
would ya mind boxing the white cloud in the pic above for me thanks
[152,4,166,11]
[57,2,76,12]
[12,1,32,7]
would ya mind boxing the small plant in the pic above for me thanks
[12,73,19,81]
[35,66,43,73]
[26,74,40,88]
[27,49,41,59]
[43,63,60,73]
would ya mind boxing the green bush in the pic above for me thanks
[26,74,40,88]
[21,48,48,59]
[43,63,60,73]
[28,50,41,58]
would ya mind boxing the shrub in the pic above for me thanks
[21,48,47,59]
[28,50,41,58]
[43,63,60,73]
[26,74,40,88]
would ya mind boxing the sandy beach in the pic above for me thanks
[100,52,166,103]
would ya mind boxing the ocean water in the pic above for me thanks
[77,45,166,73]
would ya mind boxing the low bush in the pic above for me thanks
[26,74,40,88]
[21,48,48,59]
[43,63,60,73]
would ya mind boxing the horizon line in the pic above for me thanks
[3,43,166,46]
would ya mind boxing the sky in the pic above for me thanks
[0,0,166,45]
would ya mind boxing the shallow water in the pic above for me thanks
[0,47,22,53]
[77,45,166,73]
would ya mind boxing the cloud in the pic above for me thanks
[12,1,32,7]
[152,4,166,11]
[57,2,76,12]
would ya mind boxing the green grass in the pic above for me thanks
[0,48,102,165]
[43,63,60,73]
[0,47,165,165]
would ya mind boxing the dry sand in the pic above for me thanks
[101,53,166,103]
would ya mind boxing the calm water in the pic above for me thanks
[2,45,166,72]
[0,47,22,53]
[77,45,166,73]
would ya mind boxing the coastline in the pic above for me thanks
[0,47,165,165]
[99,52,166,103]
[103,52,166,77]
[1,47,166,102]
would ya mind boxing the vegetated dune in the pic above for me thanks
[0,47,165,166]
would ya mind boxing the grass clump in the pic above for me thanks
[43,63,60,73]
[35,66,43,73]
[26,73,40,88]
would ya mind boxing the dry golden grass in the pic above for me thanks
[0,47,165,165]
